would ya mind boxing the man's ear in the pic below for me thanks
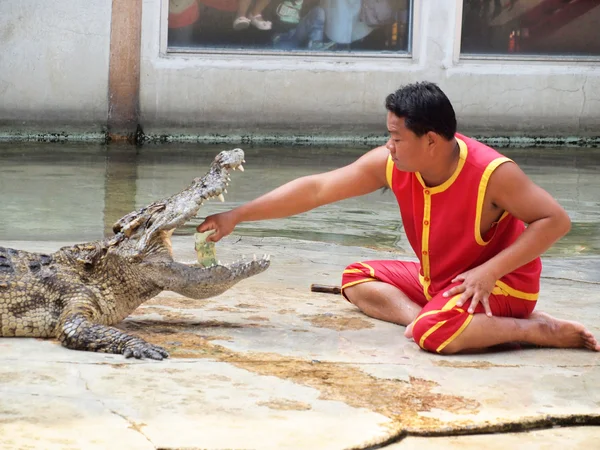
[426,131,440,149]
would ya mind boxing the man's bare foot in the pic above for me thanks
[404,321,414,339]
[528,311,600,351]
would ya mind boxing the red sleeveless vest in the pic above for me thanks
[386,134,542,301]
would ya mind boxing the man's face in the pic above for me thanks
[385,112,428,172]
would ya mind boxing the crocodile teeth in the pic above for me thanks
[224,189,228,194]
[238,165,244,172]
[218,194,225,202]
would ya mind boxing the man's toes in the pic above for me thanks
[581,334,599,350]
[587,337,600,351]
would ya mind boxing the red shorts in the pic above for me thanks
[341,260,538,353]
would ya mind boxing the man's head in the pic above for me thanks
[385,81,457,172]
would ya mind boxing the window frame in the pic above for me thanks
[454,0,600,63]
[160,0,417,60]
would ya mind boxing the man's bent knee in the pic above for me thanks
[411,310,473,354]
[341,262,373,303]
[343,281,382,307]
[342,284,361,305]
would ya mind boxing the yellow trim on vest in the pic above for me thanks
[343,268,365,274]
[475,157,513,246]
[359,262,376,277]
[386,155,394,189]
[436,314,474,353]
[430,138,468,194]
[341,278,375,291]
[420,193,432,300]
[419,320,447,349]
[494,280,539,301]
[417,138,468,300]
[415,138,468,194]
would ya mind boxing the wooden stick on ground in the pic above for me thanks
[310,284,342,295]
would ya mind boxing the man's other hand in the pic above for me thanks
[443,265,497,317]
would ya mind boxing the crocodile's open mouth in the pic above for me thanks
[111,149,248,255]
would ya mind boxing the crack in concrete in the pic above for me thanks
[76,368,91,392]
[579,78,588,126]
[110,409,156,449]
[0,391,88,400]
[541,276,600,285]
[0,356,597,370]
[357,414,600,449]
[76,368,157,449]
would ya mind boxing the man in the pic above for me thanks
[197,81,599,354]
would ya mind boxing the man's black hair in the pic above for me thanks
[385,81,457,141]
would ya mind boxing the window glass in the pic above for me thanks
[167,0,411,53]
[461,0,600,57]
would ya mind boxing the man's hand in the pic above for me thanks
[443,265,497,317]
[196,211,238,242]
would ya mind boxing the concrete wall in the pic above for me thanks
[0,0,112,134]
[0,0,598,137]
[140,0,600,137]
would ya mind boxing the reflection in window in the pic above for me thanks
[167,0,411,53]
[461,0,600,57]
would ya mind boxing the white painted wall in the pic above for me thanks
[0,0,112,134]
[140,0,600,136]
[0,1,597,136]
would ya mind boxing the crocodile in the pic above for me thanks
[0,148,270,360]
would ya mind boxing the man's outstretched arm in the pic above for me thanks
[198,146,390,241]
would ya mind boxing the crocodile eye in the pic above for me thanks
[40,254,52,265]
[28,261,41,273]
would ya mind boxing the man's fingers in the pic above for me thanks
[451,274,466,283]
[482,295,493,317]
[196,222,212,233]
[457,289,472,308]
[443,284,465,299]
[467,293,480,314]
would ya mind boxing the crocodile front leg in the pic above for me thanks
[58,312,169,359]
[57,291,169,360]
[58,313,168,360]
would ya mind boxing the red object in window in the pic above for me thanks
[199,0,237,12]
[508,30,520,53]
[511,0,597,51]
[169,1,200,29]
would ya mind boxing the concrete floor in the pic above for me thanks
[1,235,599,449]
[1,143,599,448]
